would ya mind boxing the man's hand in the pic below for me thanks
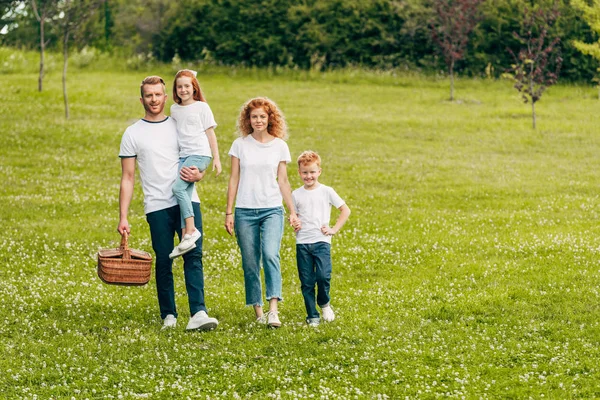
[117,219,130,235]
[180,166,206,182]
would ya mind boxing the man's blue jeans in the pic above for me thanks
[296,242,332,321]
[172,155,212,229]
[234,207,284,306]
[146,203,206,319]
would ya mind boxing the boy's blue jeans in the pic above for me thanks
[146,203,206,319]
[172,155,212,229]
[234,207,284,306]
[296,242,332,321]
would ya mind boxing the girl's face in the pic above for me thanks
[249,107,269,134]
[176,76,194,105]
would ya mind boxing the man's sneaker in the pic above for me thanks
[321,305,335,322]
[169,229,201,259]
[186,310,218,331]
[162,314,176,330]
[267,311,281,328]
[307,318,320,327]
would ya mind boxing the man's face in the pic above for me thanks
[140,83,166,116]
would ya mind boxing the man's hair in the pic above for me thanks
[236,97,288,139]
[297,150,321,168]
[140,76,166,97]
[172,70,206,104]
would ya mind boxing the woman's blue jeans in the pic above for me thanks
[234,207,284,306]
[172,155,212,228]
[296,242,332,320]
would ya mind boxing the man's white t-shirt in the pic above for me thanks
[170,101,217,158]
[228,135,291,209]
[119,117,200,214]
[293,184,345,244]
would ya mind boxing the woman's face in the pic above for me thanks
[249,107,269,133]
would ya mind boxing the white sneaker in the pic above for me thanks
[267,311,281,328]
[162,314,176,330]
[169,229,201,259]
[186,310,218,331]
[169,242,196,259]
[255,314,267,325]
[307,318,320,327]
[321,305,335,322]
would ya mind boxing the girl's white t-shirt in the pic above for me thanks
[170,101,217,158]
[292,184,345,244]
[228,135,291,209]
[119,117,200,214]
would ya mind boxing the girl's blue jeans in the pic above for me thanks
[234,207,284,306]
[296,242,332,320]
[172,155,212,229]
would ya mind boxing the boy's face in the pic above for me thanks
[298,162,321,189]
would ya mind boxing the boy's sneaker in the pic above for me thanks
[162,314,177,330]
[321,305,335,322]
[306,318,320,327]
[186,310,218,331]
[169,229,201,259]
[267,311,281,328]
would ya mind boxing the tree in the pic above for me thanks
[571,0,600,98]
[58,0,99,118]
[29,0,59,91]
[430,0,484,101]
[504,5,562,129]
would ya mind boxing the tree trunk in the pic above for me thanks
[529,63,535,129]
[532,101,536,130]
[449,59,455,101]
[63,31,70,119]
[38,18,45,92]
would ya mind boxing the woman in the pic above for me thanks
[225,97,300,328]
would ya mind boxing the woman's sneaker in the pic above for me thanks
[267,311,281,328]
[306,318,320,327]
[321,305,335,322]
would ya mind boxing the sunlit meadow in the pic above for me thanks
[2,48,600,398]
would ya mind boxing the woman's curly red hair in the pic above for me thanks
[236,97,288,139]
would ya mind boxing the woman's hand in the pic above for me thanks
[224,213,234,236]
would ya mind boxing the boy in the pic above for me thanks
[292,151,351,326]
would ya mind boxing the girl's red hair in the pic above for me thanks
[172,70,206,104]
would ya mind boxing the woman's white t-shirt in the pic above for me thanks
[170,101,217,158]
[228,135,291,209]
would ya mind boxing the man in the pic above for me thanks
[117,75,218,331]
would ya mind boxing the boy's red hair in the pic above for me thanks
[297,150,321,168]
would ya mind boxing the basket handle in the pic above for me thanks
[120,231,131,260]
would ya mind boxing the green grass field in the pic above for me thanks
[2,51,600,398]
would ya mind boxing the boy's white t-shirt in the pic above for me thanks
[228,135,291,209]
[119,117,200,214]
[170,101,217,158]
[293,184,345,244]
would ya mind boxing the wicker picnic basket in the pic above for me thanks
[97,232,152,286]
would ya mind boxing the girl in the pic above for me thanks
[224,97,300,328]
[169,69,221,259]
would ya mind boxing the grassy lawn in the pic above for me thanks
[1,56,600,398]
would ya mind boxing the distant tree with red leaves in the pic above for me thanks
[504,5,562,129]
[430,0,484,101]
